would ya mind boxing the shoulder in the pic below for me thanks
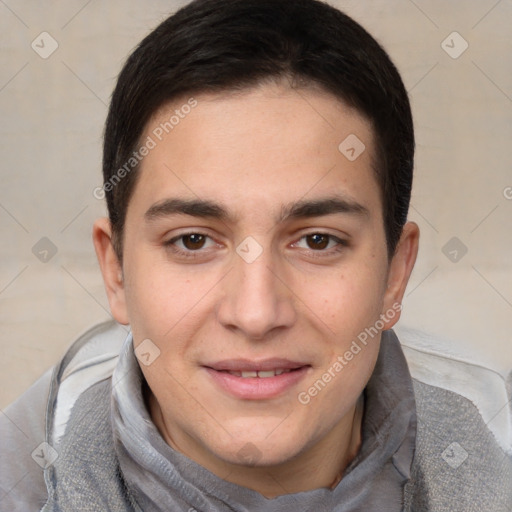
[0,320,128,512]
[42,377,136,511]
[397,327,512,512]
[1,368,53,512]
[397,326,511,454]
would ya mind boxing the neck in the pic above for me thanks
[149,392,365,498]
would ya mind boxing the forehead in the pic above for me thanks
[129,82,381,225]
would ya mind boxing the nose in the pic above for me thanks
[216,244,297,340]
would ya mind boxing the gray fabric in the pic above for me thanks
[40,330,416,511]
[40,378,137,512]
[0,368,53,512]
[404,380,512,512]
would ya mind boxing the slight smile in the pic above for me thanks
[203,358,312,400]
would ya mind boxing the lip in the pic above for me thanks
[203,359,311,400]
[205,358,308,372]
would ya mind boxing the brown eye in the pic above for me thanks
[306,233,330,250]
[181,234,206,250]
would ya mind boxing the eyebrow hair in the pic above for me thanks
[144,195,370,224]
[279,196,369,221]
[145,198,232,222]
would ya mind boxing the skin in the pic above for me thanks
[93,80,419,498]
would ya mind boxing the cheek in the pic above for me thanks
[122,248,226,360]
[122,248,195,340]
[311,263,386,339]
[302,265,385,416]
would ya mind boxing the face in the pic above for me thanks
[94,81,418,485]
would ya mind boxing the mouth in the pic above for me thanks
[203,359,311,400]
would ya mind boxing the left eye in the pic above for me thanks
[294,233,344,251]
[169,233,215,251]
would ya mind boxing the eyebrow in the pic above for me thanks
[145,198,230,222]
[144,195,370,224]
[280,196,369,221]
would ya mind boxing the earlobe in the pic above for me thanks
[381,221,420,330]
[92,218,130,325]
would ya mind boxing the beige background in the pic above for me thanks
[1,0,511,408]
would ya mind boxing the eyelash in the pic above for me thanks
[164,232,348,260]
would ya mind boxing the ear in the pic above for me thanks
[381,221,419,329]
[92,218,130,325]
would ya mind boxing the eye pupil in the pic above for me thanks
[307,234,329,250]
[183,234,205,250]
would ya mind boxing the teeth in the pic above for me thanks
[257,370,276,378]
[227,369,294,378]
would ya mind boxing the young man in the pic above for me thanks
[1,0,510,510]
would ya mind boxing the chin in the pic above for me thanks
[212,433,304,468]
